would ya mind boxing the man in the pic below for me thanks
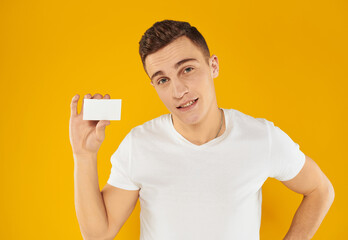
[69,20,335,240]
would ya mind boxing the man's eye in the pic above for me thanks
[158,78,168,84]
[184,67,193,73]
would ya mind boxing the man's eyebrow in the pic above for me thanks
[150,58,198,81]
[174,58,198,69]
[150,70,164,81]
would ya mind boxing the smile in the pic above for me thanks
[177,98,198,110]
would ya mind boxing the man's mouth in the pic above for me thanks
[177,98,199,108]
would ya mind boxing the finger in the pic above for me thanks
[92,93,103,99]
[98,120,110,127]
[96,120,111,140]
[70,94,79,117]
[103,94,110,99]
[80,93,91,116]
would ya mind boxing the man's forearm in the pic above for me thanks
[74,154,109,239]
[283,183,335,240]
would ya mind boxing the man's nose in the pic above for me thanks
[171,78,188,99]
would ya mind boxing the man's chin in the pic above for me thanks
[171,111,201,126]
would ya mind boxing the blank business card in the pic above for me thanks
[83,99,122,120]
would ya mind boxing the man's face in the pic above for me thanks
[144,36,219,126]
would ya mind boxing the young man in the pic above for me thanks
[69,20,335,240]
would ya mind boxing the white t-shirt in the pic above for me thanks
[107,108,306,240]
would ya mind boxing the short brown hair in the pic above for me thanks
[139,19,210,71]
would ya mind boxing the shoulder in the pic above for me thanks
[129,113,171,140]
[230,108,271,129]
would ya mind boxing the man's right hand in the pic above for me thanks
[69,93,111,157]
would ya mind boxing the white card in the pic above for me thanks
[83,99,122,120]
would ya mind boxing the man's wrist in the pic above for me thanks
[73,152,98,164]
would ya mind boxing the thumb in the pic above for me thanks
[96,120,110,140]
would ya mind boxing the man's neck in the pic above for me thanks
[171,106,225,146]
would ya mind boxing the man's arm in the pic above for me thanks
[74,154,139,239]
[74,154,109,239]
[70,93,139,239]
[281,154,335,240]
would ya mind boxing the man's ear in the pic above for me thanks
[210,55,219,78]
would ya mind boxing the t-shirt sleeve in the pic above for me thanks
[107,130,140,190]
[266,120,306,181]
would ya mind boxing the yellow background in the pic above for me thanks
[1,0,347,239]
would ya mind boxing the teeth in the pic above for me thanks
[180,99,196,108]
